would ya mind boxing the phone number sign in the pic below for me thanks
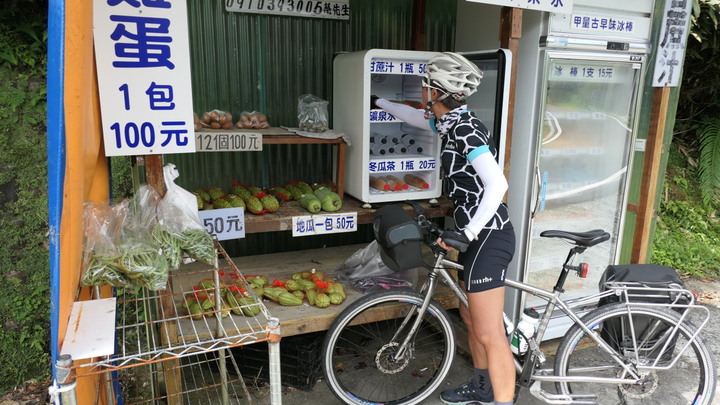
[94,0,196,157]
[292,212,357,237]
[226,0,350,20]
[199,208,245,240]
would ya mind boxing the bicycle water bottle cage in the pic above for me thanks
[373,205,425,271]
[540,229,610,247]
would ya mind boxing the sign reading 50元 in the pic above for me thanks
[94,0,196,157]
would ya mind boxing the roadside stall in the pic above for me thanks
[47,0,691,404]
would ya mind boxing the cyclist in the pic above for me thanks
[371,52,516,405]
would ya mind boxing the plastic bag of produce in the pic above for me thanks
[81,188,170,291]
[157,164,217,267]
[297,94,329,132]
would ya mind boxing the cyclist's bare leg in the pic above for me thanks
[466,286,515,403]
[458,281,489,369]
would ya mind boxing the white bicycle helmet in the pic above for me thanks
[425,52,483,99]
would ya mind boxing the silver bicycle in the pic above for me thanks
[322,201,716,405]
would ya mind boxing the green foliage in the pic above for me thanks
[698,117,720,204]
[0,0,50,391]
[652,146,720,279]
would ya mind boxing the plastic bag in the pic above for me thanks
[297,94,329,132]
[156,164,217,267]
[335,241,417,293]
[200,109,234,129]
[81,188,170,291]
[236,111,270,129]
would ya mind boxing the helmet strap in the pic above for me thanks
[424,88,449,119]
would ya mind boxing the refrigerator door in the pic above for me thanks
[462,49,513,168]
[525,51,644,337]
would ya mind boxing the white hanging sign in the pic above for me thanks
[652,0,693,87]
[93,0,196,157]
[225,0,350,20]
[292,212,357,237]
[199,208,246,240]
[465,0,573,14]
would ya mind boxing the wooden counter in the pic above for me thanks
[243,195,454,233]
[171,243,459,341]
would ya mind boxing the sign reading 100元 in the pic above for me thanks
[94,0,196,157]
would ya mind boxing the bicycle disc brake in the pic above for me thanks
[375,342,412,374]
[617,369,658,399]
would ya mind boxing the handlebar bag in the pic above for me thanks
[597,264,688,363]
[373,205,424,271]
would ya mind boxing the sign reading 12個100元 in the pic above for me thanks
[94,0,196,157]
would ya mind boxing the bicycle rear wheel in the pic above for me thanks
[554,303,716,405]
[322,289,456,405]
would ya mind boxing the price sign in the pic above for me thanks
[93,0,195,157]
[199,208,245,240]
[292,212,357,237]
[369,158,436,173]
[195,131,263,152]
[225,0,350,20]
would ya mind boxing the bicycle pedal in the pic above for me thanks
[528,381,598,404]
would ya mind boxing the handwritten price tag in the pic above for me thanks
[292,212,357,237]
[198,208,245,240]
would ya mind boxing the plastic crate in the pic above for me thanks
[227,331,325,391]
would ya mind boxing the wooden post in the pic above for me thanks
[499,7,522,177]
[143,154,183,404]
[412,0,427,51]
[631,87,671,263]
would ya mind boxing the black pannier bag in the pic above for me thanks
[597,264,689,363]
[373,205,424,271]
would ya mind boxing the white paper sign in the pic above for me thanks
[199,208,245,240]
[292,212,358,236]
[465,0,573,14]
[369,158,437,173]
[94,0,196,157]
[225,0,350,20]
[195,131,263,152]
[652,0,693,87]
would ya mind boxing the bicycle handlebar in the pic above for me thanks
[404,201,470,253]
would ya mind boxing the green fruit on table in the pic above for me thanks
[314,186,342,212]
[260,194,280,213]
[246,196,265,214]
[300,193,321,214]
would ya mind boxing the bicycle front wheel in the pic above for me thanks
[322,289,456,405]
[554,303,716,405]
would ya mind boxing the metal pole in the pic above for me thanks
[267,317,282,405]
[56,354,78,405]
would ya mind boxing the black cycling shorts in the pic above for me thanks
[456,227,516,293]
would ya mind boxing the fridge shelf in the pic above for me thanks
[71,240,276,376]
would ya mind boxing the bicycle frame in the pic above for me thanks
[393,246,711,391]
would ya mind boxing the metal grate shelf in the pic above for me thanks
[73,240,277,375]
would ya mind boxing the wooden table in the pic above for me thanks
[172,243,459,340]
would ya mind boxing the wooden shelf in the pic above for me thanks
[195,127,348,198]
[237,195,453,233]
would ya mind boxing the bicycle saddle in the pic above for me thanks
[540,229,610,247]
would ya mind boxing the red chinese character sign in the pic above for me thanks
[94,0,196,156]
[465,0,573,14]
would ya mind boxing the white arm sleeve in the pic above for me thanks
[463,152,508,240]
[376,98,432,131]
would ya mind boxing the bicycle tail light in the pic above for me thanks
[579,263,589,278]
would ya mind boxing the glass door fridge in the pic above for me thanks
[524,50,645,337]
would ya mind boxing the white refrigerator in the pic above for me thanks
[333,48,512,206]
[507,6,652,338]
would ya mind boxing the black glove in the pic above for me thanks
[370,95,380,110]
[439,230,470,253]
